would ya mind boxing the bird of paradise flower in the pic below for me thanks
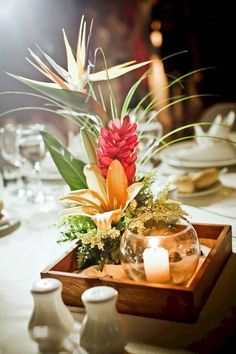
[7,15,151,130]
[25,15,151,92]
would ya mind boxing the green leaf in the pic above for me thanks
[80,128,98,164]
[0,104,99,139]
[0,90,62,107]
[93,47,118,119]
[121,69,150,119]
[41,131,87,190]
[7,73,109,127]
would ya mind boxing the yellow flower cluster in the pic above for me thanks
[76,228,120,250]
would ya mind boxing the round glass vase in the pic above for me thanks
[120,213,200,285]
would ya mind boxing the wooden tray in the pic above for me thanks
[41,223,232,322]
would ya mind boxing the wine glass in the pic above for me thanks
[136,110,163,173]
[0,125,25,196]
[18,125,46,203]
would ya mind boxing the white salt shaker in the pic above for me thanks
[28,278,75,353]
[80,286,126,354]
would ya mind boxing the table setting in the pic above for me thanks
[161,111,236,168]
[1,146,236,354]
[1,14,236,354]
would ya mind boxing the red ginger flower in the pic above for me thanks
[97,115,138,185]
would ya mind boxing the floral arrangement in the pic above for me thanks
[6,16,194,269]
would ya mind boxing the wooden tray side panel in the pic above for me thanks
[51,251,77,272]
[193,224,224,239]
[42,246,77,274]
[193,225,232,315]
[41,271,194,322]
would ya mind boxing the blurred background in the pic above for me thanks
[0,0,235,140]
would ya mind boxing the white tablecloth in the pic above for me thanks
[0,171,236,354]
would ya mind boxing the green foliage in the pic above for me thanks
[80,127,98,164]
[58,215,96,240]
[76,229,121,270]
[125,179,187,231]
[41,131,87,190]
[58,215,121,269]
[136,172,156,204]
[7,73,109,126]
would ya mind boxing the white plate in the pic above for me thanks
[161,141,236,168]
[220,173,236,189]
[177,181,223,198]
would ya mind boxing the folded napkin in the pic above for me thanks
[175,111,236,161]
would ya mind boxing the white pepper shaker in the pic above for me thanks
[28,278,75,353]
[80,286,126,354]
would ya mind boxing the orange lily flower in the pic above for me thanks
[59,160,143,231]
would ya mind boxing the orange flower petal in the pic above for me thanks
[92,209,122,231]
[106,160,128,210]
[60,205,98,217]
[84,164,109,208]
[59,189,105,212]
[27,50,69,90]
[60,195,103,211]
[125,182,144,208]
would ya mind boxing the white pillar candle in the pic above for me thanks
[143,246,170,283]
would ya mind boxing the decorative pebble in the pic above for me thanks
[169,251,182,262]
[186,247,197,256]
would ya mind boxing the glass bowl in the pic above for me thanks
[120,213,200,285]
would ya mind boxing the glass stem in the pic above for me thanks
[30,162,44,203]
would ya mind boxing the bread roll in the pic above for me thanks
[192,168,219,190]
[169,175,194,193]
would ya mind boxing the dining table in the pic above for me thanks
[0,163,236,354]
